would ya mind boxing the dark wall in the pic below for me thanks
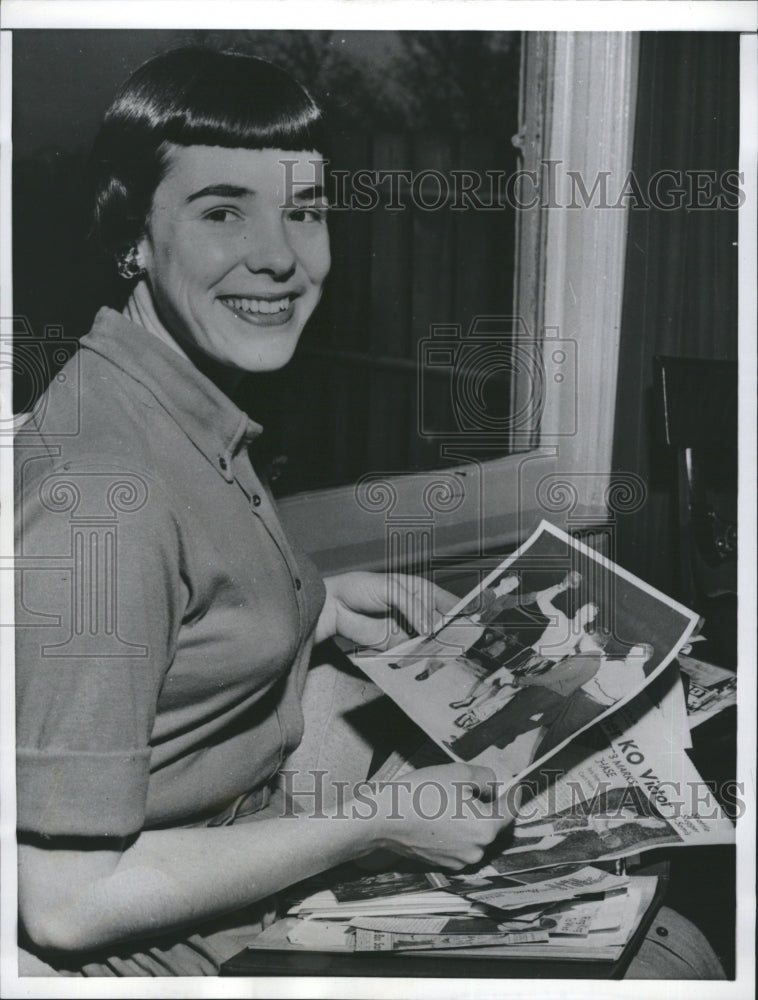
[612,32,739,596]
[12,30,520,494]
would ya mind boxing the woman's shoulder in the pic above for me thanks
[16,336,175,479]
[14,355,182,542]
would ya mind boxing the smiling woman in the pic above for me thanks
[14,47,513,976]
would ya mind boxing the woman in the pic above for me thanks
[14,48,510,976]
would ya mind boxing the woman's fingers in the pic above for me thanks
[406,763,506,812]
[386,576,434,635]
[464,765,500,801]
[365,762,515,871]
[339,608,410,650]
[390,576,460,635]
[330,573,460,646]
[450,765,503,806]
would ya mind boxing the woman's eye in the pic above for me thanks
[202,207,241,223]
[288,206,329,223]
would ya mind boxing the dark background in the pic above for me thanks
[12,29,521,494]
[613,33,739,597]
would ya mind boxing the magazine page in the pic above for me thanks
[678,653,738,728]
[486,690,735,877]
[639,659,693,750]
[353,521,701,785]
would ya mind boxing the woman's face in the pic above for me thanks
[137,144,331,371]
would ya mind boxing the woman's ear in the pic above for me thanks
[135,233,152,273]
[116,242,148,281]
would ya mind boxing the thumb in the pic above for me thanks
[333,606,396,648]
[462,765,500,801]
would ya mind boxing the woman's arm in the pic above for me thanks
[19,764,511,955]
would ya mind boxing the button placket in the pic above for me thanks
[234,452,308,625]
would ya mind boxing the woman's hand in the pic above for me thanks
[315,572,459,648]
[361,763,514,871]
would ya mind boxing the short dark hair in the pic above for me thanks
[90,47,326,256]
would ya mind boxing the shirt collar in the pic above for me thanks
[80,307,263,481]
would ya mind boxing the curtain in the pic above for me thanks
[612,32,739,596]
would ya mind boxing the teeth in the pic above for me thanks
[223,296,291,315]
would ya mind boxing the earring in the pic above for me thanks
[116,245,145,280]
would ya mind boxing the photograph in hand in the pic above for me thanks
[353,522,701,782]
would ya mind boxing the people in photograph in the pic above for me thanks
[518,614,608,678]
[470,579,595,681]
[14,48,513,977]
[457,573,522,621]
[387,617,486,678]
[385,576,525,681]
[451,626,612,731]
[385,573,532,678]
[450,597,603,711]
[445,643,606,761]
[465,570,583,649]
[447,630,524,689]
[533,643,655,760]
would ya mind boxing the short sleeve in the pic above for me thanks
[15,453,183,837]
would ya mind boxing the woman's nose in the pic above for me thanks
[242,215,296,279]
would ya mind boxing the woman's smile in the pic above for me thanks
[217,292,300,325]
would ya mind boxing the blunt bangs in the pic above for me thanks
[114,48,324,152]
[91,48,326,256]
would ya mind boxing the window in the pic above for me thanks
[243,31,522,495]
[279,32,641,574]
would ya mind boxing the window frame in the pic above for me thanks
[279,31,640,575]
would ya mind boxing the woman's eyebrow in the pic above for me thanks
[186,184,254,203]
[291,185,326,203]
